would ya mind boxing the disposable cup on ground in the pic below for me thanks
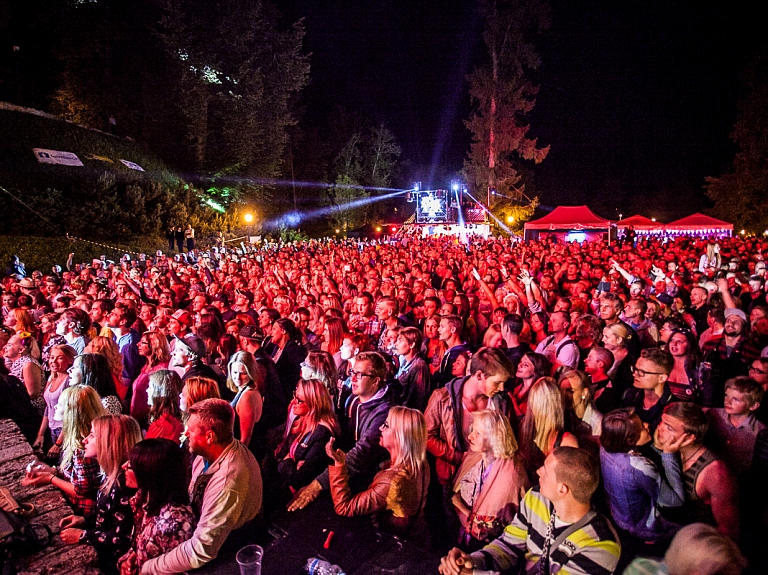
[236,544,263,575]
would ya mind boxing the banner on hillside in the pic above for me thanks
[120,159,145,171]
[32,148,84,167]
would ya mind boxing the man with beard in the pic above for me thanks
[702,309,760,407]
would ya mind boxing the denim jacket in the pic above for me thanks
[599,447,684,541]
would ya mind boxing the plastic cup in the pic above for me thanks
[236,544,263,575]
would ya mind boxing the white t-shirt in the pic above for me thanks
[535,335,580,370]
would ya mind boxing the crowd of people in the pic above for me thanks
[2,230,767,575]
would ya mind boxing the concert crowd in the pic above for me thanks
[2,230,765,575]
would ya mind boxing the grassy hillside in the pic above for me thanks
[0,102,177,191]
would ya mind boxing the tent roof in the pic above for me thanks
[617,214,656,226]
[665,213,733,230]
[617,214,663,230]
[524,205,613,230]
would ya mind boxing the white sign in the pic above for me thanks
[120,159,145,171]
[32,148,83,167]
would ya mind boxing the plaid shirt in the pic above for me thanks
[61,449,100,516]
[349,314,383,343]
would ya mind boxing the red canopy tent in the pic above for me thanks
[664,213,733,237]
[616,214,665,235]
[524,205,613,241]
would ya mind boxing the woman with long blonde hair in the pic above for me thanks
[325,406,429,539]
[227,351,265,454]
[23,385,106,516]
[517,377,578,483]
[276,379,340,494]
[3,331,44,410]
[57,415,142,574]
[452,410,529,549]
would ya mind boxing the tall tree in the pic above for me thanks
[367,123,401,188]
[48,0,309,199]
[463,0,549,212]
[325,124,402,231]
[706,53,768,232]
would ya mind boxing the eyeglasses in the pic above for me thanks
[749,365,766,375]
[350,370,375,380]
[292,392,305,405]
[631,366,666,377]
[381,421,390,429]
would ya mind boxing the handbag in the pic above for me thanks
[0,487,52,575]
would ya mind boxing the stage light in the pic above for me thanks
[376,226,382,232]
[452,183,459,192]
[335,229,340,234]
[651,217,656,222]
[244,213,254,223]
[413,182,420,192]
[507,215,514,223]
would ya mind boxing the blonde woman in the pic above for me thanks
[3,332,44,411]
[227,351,265,454]
[84,336,125,399]
[276,379,340,493]
[452,410,529,550]
[603,323,635,396]
[23,385,106,516]
[57,415,142,574]
[517,377,578,483]
[326,406,430,539]
[146,370,184,444]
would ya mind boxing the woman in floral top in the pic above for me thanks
[58,415,142,575]
[23,385,106,516]
[118,439,196,575]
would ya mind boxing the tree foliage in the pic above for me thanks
[706,53,768,232]
[463,0,550,209]
[325,124,402,231]
[45,0,309,200]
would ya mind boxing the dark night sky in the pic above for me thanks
[280,0,767,220]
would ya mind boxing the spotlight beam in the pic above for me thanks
[261,189,408,229]
[464,191,514,235]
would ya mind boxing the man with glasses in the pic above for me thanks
[287,351,393,512]
[621,348,676,433]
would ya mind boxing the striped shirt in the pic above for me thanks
[469,488,620,575]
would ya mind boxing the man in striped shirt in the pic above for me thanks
[439,447,620,575]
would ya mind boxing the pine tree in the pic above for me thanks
[463,0,550,215]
